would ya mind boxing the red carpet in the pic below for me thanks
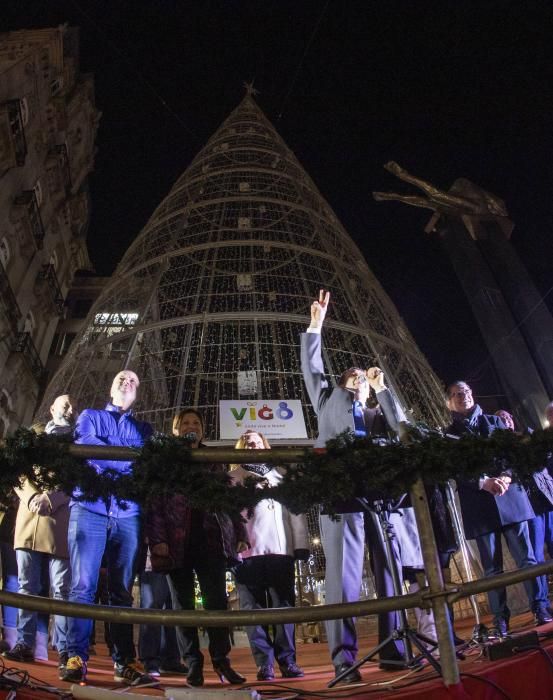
[0,614,551,700]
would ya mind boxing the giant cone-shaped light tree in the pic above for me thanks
[41,93,448,434]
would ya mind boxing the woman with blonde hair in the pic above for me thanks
[146,409,247,686]
[231,430,309,681]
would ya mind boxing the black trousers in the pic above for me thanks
[234,555,297,667]
[167,556,230,665]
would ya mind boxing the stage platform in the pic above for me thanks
[0,612,552,700]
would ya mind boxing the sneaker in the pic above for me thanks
[58,652,69,679]
[2,642,34,663]
[114,661,158,687]
[61,655,87,683]
[535,607,553,626]
[491,618,510,637]
[144,666,160,678]
[279,661,304,678]
[256,664,275,681]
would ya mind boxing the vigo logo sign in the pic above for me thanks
[219,399,307,439]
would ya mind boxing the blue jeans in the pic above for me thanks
[1,541,19,630]
[528,512,553,606]
[16,549,70,652]
[66,505,140,664]
[1,543,49,636]
[138,571,180,669]
[476,520,543,624]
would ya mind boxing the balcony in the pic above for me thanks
[0,100,27,170]
[0,262,22,333]
[47,143,72,193]
[12,332,44,384]
[39,264,65,315]
[13,190,45,250]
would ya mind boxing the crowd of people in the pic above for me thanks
[0,288,552,687]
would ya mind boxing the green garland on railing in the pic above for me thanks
[1,427,552,516]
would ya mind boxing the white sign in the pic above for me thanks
[219,399,308,440]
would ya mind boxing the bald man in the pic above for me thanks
[3,395,74,671]
[61,371,154,686]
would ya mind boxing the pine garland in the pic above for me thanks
[1,427,552,516]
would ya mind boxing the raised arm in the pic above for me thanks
[301,290,331,413]
[366,367,407,434]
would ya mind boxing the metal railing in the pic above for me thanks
[3,99,27,166]
[12,331,44,383]
[39,263,65,315]
[13,190,45,250]
[0,261,22,333]
[3,441,553,687]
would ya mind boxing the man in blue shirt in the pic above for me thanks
[61,371,154,686]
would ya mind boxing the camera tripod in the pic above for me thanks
[328,498,442,687]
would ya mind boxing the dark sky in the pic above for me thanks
[4,1,553,405]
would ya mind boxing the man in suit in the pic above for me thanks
[446,380,551,634]
[301,290,417,681]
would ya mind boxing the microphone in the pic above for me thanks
[180,431,198,444]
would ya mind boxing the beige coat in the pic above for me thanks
[14,478,70,559]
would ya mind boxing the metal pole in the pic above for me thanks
[445,480,482,623]
[409,477,460,686]
[2,560,553,628]
[0,589,423,627]
[68,444,308,463]
[448,559,553,601]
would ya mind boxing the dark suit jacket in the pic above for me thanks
[301,332,405,448]
[448,405,535,539]
[301,331,406,512]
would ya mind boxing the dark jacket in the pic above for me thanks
[527,453,553,516]
[448,404,535,539]
[145,464,248,571]
[301,331,406,512]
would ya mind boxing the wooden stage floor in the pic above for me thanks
[1,612,552,699]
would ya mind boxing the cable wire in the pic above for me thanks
[67,0,197,136]
[277,0,331,119]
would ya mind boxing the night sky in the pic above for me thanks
[3,1,553,408]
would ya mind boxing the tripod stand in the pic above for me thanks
[328,499,442,687]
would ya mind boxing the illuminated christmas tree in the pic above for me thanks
[41,91,447,434]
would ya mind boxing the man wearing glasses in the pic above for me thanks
[446,380,551,634]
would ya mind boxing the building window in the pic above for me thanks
[0,237,10,268]
[33,180,43,207]
[20,97,29,127]
[24,310,35,335]
[59,332,76,356]
[73,298,93,318]
[0,389,13,438]
[50,76,64,96]
[0,99,28,168]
